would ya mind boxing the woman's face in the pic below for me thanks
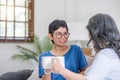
[88,34,95,47]
[52,27,69,47]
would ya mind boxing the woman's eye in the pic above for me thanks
[57,33,62,35]
[64,32,68,35]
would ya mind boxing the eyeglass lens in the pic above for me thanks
[54,32,70,39]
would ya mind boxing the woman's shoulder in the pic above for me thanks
[98,48,118,58]
[39,51,51,57]
[69,45,82,53]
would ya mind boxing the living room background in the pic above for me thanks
[0,0,120,75]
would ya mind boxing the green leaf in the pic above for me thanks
[11,35,53,62]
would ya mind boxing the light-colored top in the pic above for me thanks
[84,48,120,80]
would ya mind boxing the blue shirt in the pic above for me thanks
[39,45,88,80]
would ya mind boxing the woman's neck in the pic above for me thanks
[51,45,70,56]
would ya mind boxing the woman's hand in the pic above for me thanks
[51,58,86,80]
[51,58,63,74]
[44,69,51,74]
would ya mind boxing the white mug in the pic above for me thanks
[51,56,65,68]
[42,56,65,69]
[42,56,65,74]
[42,56,52,69]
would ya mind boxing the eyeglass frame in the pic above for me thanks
[52,32,70,39]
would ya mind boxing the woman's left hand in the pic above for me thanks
[51,58,63,74]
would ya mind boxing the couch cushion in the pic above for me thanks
[0,69,33,80]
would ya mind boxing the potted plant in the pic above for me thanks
[12,35,53,62]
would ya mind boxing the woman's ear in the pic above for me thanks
[48,33,53,40]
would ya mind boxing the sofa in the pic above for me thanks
[0,69,33,80]
[0,55,94,80]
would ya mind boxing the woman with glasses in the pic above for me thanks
[39,19,88,80]
[51,13,120,80]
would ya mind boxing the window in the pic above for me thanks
[0,0,34,42]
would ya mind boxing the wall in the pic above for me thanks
[34,0,67,38]
[0,0,120,75]
[68,0,120,40]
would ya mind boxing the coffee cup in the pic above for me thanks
[51,56,65,68]
[42,56,65,74]
[42,56,52,69]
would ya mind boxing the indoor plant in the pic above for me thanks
[12,35,53,62]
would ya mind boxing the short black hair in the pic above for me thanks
[48,19,68,34]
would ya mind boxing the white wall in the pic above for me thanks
[34,0,67,38]
[0,0,120,75]
[68,0,120,40]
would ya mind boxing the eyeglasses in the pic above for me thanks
[53,32,70,39]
